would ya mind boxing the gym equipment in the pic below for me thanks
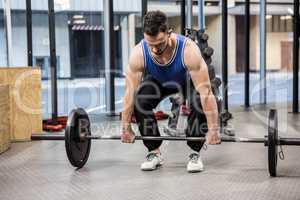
[31,108,300,177]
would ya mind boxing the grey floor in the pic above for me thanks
[1,105,300,200]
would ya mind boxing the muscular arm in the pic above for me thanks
[121,44,144,131]
[184,40,219,134]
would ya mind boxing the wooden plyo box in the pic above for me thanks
[0,67,42,142]
[0,84,11,153]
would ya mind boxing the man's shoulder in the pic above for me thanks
[183,38,198,54]
[128,42,144,71]
[131,42,144,60]
[133,42,143,51]
[182,38,202,71]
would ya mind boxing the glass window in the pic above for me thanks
[54,0,128,117]
[11,10,28,66]
[0,10,6,66]
[32,10,52,118]
[267,15,293,33]
[1,1,28,67]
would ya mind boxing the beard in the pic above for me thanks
[153,43,168,56]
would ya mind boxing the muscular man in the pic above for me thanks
[121,11,221,172]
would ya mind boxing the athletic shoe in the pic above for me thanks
[140,152,164,171]
[187,152,204,173]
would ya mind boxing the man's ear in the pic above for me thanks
[167,28,173,35]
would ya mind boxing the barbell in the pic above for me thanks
[31,108,300,177]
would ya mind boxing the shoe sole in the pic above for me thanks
[187,167,204,173]
[141,163,163,171]
[187,169,204,173]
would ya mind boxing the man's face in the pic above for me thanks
[144,31,169,56]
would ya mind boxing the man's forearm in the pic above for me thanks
[201,95,219,133]
[121,97,134,131]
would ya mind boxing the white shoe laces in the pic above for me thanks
[146,152,158,161]
[189,153,199,163]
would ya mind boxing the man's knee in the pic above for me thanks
[134,97,155,115]
[187,119,208,137]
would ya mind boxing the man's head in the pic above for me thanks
[143,10,171,55]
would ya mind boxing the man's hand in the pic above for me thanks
[121,126,136,143]
[206,130,221,145]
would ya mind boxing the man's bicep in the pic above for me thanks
[189,66,211,95]
[126,45,144,75]
[126,65,142,86]
[125,48,144,93]
[185,43,211,92]
[184,40,208,73]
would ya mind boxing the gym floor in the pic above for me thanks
[1,105,300,200]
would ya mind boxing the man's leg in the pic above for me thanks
[185,83,208,172]
[186,87,208,151]
[186,102,207,151]
[134,75,178,171]
[134,76,164,152]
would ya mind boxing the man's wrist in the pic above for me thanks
[208,124,219,133]
[122,123,131,132]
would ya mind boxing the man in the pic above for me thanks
[121,10,221,172]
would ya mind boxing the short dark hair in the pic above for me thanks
[143,10,168,36]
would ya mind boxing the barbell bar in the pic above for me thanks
[30,133,300,145]
[31,133,267,142]
[31,108,300,177]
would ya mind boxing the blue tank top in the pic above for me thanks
[142,34,188,88]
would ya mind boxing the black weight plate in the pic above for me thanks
[208,65,216,80]
[198,41,208,50]
[203,56,212,65]
[65,108,91,168]
[211,77,222,88]
[268,109,278,177]
[199,33,209,41]
[203,47,214,57]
